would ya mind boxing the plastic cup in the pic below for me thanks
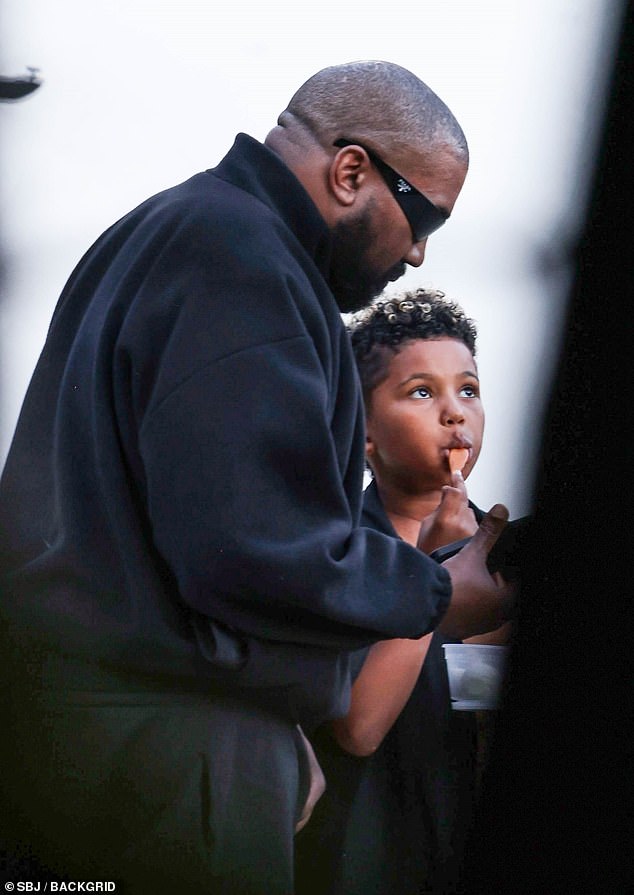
[442,643,508,710]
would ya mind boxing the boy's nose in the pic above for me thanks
[441,401,465,425]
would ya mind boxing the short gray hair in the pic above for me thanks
[281,60,468,165]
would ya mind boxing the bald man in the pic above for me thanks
[0,61,513,893]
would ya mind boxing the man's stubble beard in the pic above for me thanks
[328,208,406,314]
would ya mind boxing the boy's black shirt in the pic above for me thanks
[296,479,478,894]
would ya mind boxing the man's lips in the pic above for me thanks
[384,262,407,285]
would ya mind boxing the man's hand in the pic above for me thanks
[438,504,517,640]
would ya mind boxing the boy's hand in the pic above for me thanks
[417,471,478,554]
[438,504,517,640]
[294,726,326,834]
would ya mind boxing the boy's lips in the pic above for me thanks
[446,440,472,451]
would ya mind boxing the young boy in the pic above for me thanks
[295,288,508,895]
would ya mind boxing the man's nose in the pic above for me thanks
[404,238,428,267]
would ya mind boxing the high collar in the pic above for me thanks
[208,133,333,278]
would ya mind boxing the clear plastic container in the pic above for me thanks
[442,643,508,710]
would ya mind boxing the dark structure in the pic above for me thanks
[460,3,632,892]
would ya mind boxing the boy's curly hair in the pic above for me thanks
[347,288,478,404]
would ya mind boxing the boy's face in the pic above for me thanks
[365,336,484,492]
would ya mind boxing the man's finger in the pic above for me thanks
[464,503,509,555]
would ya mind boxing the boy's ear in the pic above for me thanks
[365,432,375,459]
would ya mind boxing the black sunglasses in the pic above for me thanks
[333,139,449,243]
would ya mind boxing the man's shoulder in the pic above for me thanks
[134,170,273,227]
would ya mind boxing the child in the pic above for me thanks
[295,288,508,895]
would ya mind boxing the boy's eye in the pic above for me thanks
[410,386,431,400]
[460,385,479,398]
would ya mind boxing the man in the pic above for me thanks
[0,61,513,893]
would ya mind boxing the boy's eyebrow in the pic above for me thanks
[399,370,480,386]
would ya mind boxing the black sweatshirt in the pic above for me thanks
[0,134,451,726]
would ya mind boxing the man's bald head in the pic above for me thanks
[265,60,469,312]
[276,59,468,171]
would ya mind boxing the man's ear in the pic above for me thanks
[328,145,372,208]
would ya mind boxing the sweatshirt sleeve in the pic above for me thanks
[137,319,451,653]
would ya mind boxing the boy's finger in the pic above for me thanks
[438,486,466,514]
[450,469,468,495]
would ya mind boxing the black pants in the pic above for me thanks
[2,687,309,894]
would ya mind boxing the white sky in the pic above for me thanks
[0,0,624,516]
